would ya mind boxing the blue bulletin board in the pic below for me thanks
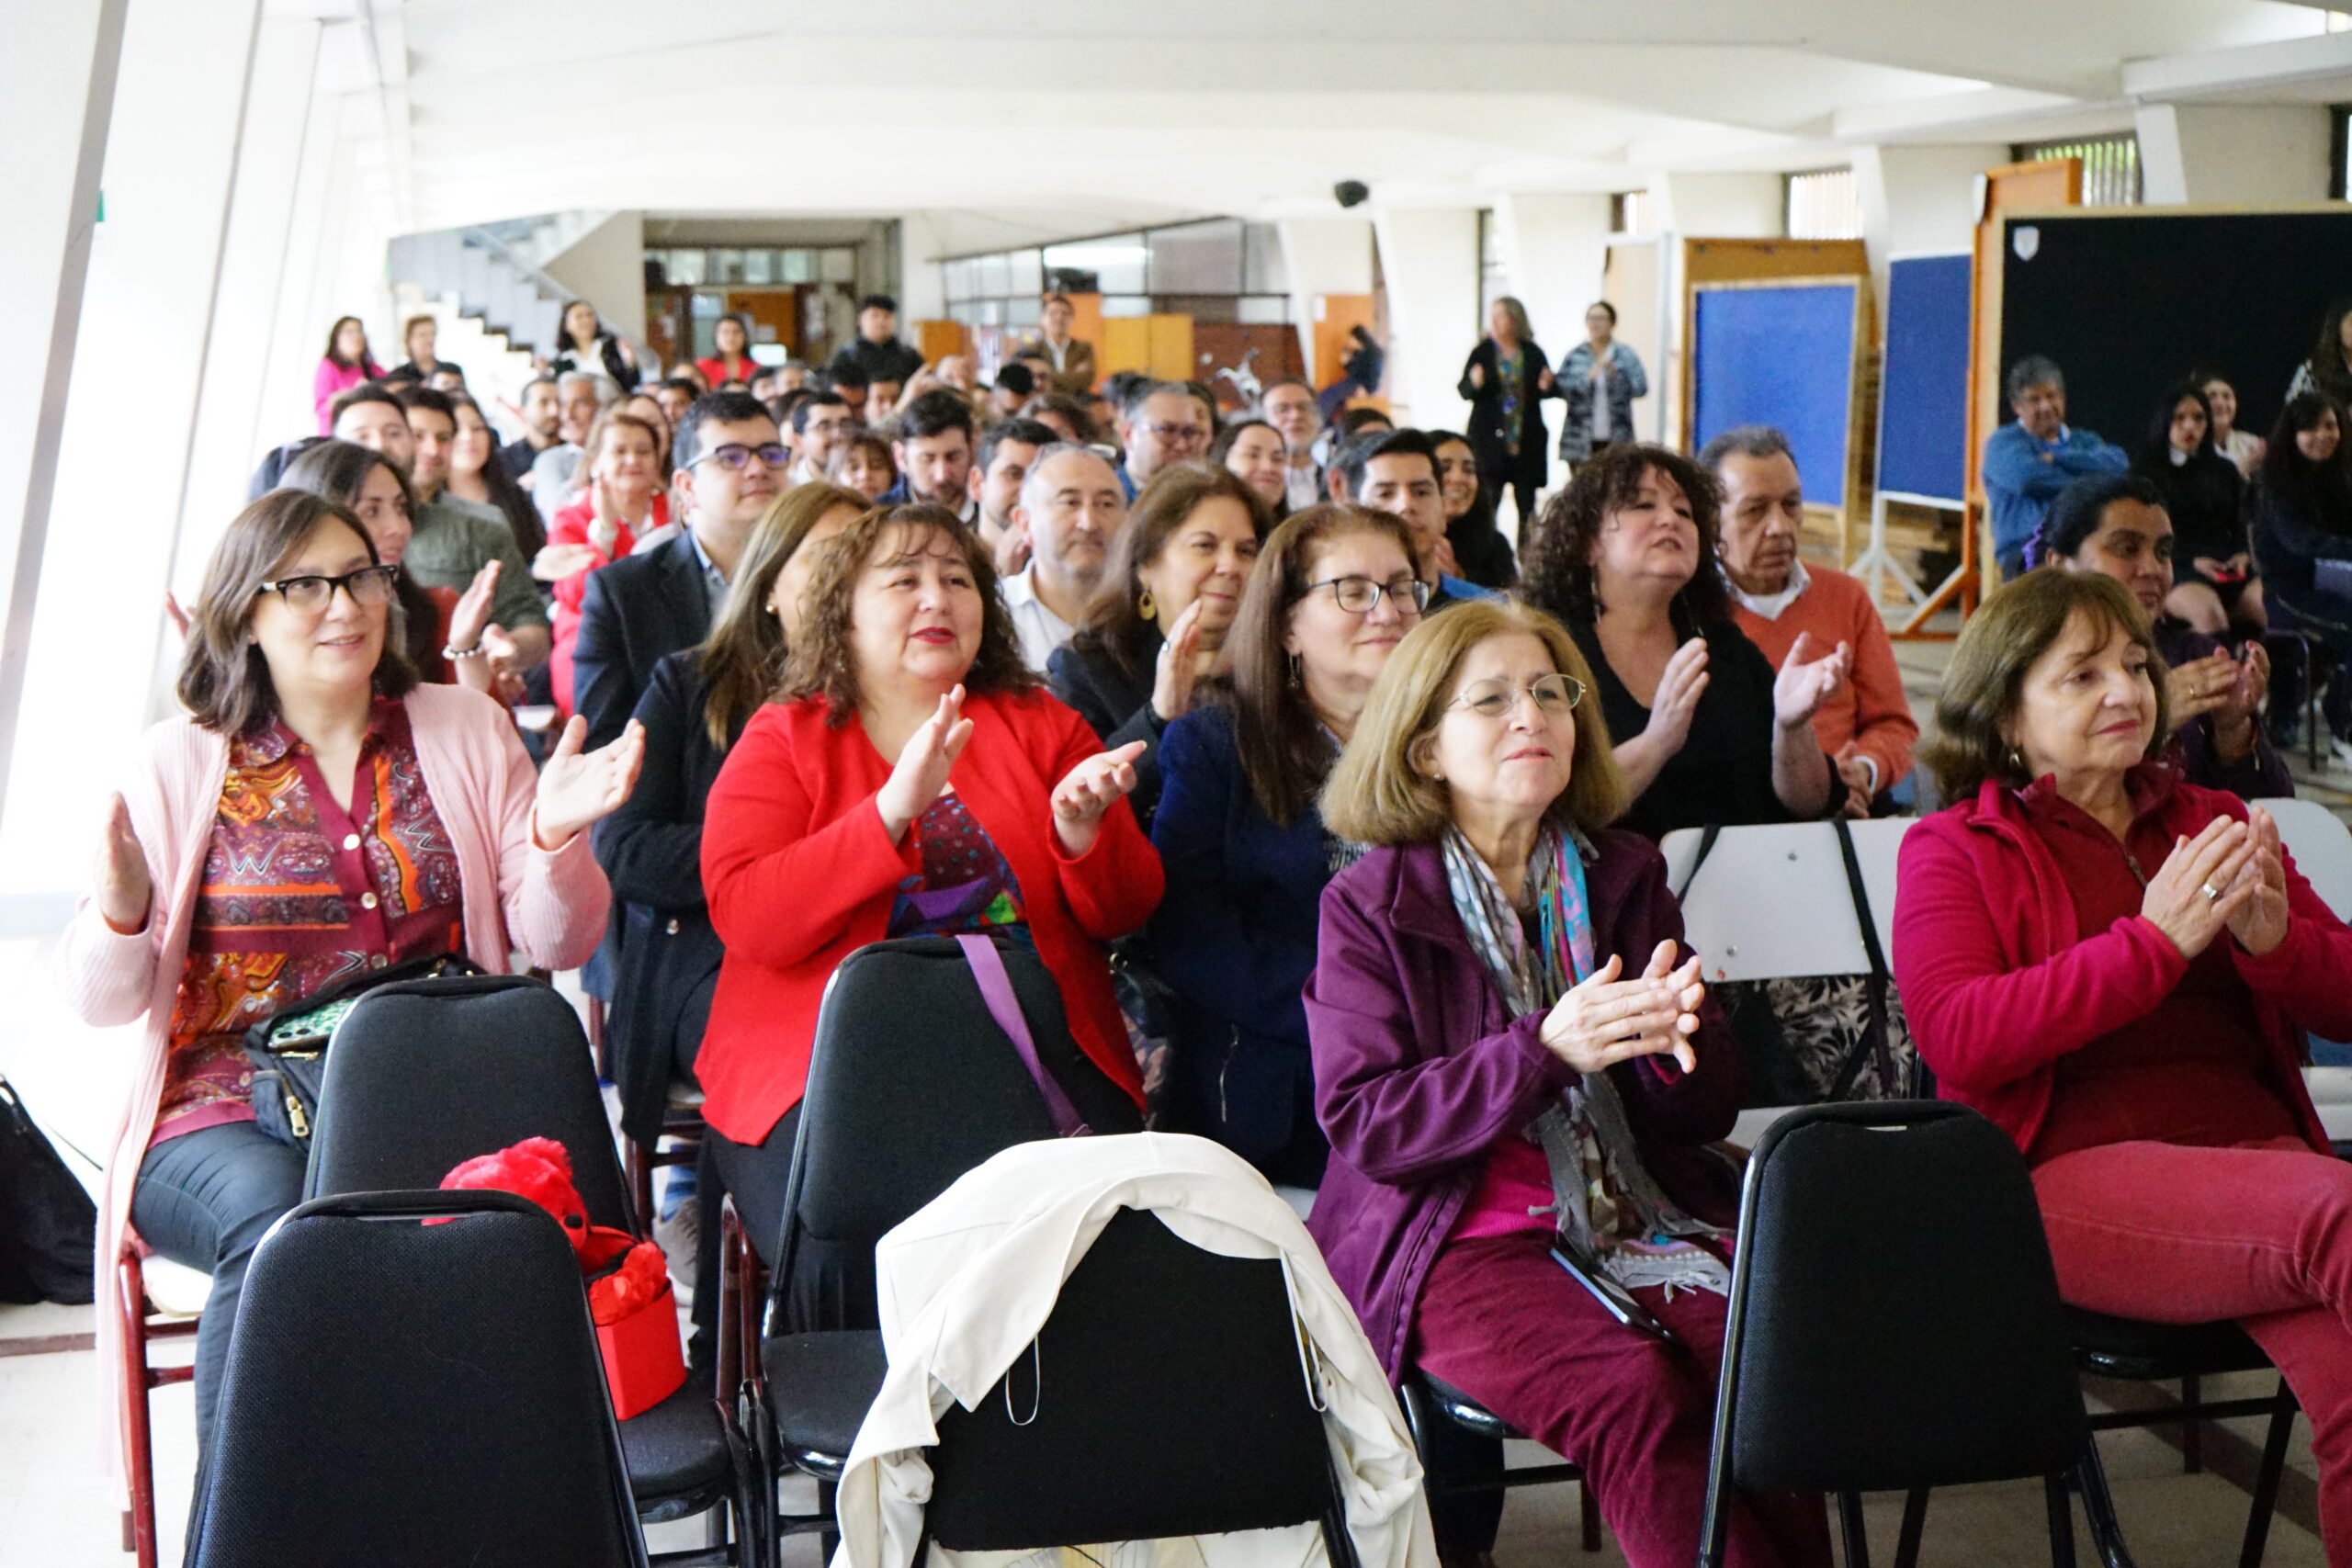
[1691,279,1861,513]
[1874,253,1972,504]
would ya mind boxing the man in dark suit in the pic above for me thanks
[573,389,784,749]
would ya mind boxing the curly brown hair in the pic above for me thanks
[777,503,1037,725]
[1520,442,1732,626]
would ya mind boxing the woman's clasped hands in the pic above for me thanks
[1538,940,1706,1077]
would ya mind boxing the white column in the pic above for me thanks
[256,85,352,453]
[540,210,648,342]
[1491,193,1611,361]
[897,211,949,326]
[179,17,323,573]
[1371,208,1481,433]
[1649,172,1785,239]
[0,0,129,916]
[2137,103,2333,206]
[0,0,262,897]
[1276,218,1374,383]
[1855,143,2007,302]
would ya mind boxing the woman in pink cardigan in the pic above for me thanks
[311,315,381,434]
[1893,569,2352,1560]
[60,489,641,1491]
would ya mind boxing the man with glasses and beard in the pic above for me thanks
[1116,382,1212,499]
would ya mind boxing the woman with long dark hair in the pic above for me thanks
[311,316,380,434]
[552,299,641,391]
[1432,429,1516,589]
[2289,298,2352,408]
[444,392,548,560]
[1149,503,1424,1185]
[695,313,758,390]
[2132,380,2257,639]
[2252,391,2352,750]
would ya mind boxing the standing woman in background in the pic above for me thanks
[696,313,758,392]
[2289,299,2352,408]
[2133,381,2259,641]
[1553,301,1649,476]
[1457,297,1555,528]
[312,316,380,434]
[552,299,641,392]
[2196,369,2267,480]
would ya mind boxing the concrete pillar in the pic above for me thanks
[2137,104,2334,206]
[1276,218,1374,383]
[1371,207,1481,433]
[0,0,128,910]
[0,0,262,897]
[1491,193,1611,362]
[180,17,323,570]
[541,210,648,343]
[897,210,949,326]
[1855,143,2008,303]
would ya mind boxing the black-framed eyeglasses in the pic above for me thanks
[1448,673,1585,720]
[691,442,790,472]
[257,564,401,615]
[1143,423,1210,447]
[1306,575,1430,615]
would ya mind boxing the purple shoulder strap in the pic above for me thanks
[955,933,1089,1137]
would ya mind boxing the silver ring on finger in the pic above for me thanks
[2200,879,2222,902]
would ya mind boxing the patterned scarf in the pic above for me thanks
[1441,827,1728,1298]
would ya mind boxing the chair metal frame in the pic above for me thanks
[115,1235,200,1568]
[1396,1369,1602,1553]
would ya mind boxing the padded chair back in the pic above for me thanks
[305,975,632,1232]
[188,1190,647,1568]
[787,935,1141,1251]
[925,1205,1340,1551]
[1710,1102,2086,1498]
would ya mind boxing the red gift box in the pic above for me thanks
[582,1225,685,1420]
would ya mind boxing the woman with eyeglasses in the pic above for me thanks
[1521,445,1849,839]
[1148,504,1425,1186]
[62,488,641,1504]
[1306,599,1828,1568]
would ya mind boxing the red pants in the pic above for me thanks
[2033,1136,2352,1563]
[1412,1233,1832,1568]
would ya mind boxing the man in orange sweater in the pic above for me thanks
[1702,425,1917,817]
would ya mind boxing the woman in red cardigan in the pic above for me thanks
[699,502,1161,1278]
[1893,569,2352,1561]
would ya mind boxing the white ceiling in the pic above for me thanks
[287,0,2351,234]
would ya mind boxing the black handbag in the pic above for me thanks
[242,953,484,1146]
[0,1075,97,1304]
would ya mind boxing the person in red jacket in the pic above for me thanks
[699,502,1161,1287]
[1894,569,2352,1561]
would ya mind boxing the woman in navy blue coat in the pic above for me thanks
[1149,503,1423,1186]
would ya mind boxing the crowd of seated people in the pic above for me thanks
[69,288,2352,1568]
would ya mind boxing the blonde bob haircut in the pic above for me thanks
[1321,599,1627,846]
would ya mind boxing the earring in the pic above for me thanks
[1136,588,1157,622]
[2007,745,2027,774]
[1287,652,1304,687]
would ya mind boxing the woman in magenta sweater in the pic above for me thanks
[311,315,381,433]
[1893,569,2352,1561]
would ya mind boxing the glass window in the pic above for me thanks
[743,249,775,285]
[1008,248,1045,297]
[782,249,816,285]
[820,248,857,284]
[1238,295,1290,324]
[668,249,707,286]
[1149,219,1243,295]
[716,249,746,285]
[2012,133,2142,206]
[1045,233,1147,295]
[1784,169,1863,240]
[978,252,1011,299]
[1004,297,1042,329]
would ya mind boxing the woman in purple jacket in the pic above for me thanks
[1306,599,1828,1568]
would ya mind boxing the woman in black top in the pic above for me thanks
[1431,430,1516,589]
[2253,392,2352,748]
[1520,444,1848,839]
[1047,463,1269,830]
[551,299,641,391]
[1455,296,1555,528]
[2133,380,2259,639]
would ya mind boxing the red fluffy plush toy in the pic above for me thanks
[442,1136,685,1416]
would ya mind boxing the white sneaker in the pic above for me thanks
[652,1202,699,1297]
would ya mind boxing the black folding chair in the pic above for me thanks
[1702,1102,2107,1568]
[305,974,761,1568]
[187,1189,648,1568]
[920,1204,1359,1565]
[2066,1310,2301,1568]
[748,934,1144,1551]
[1396,1370,1602,1553]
